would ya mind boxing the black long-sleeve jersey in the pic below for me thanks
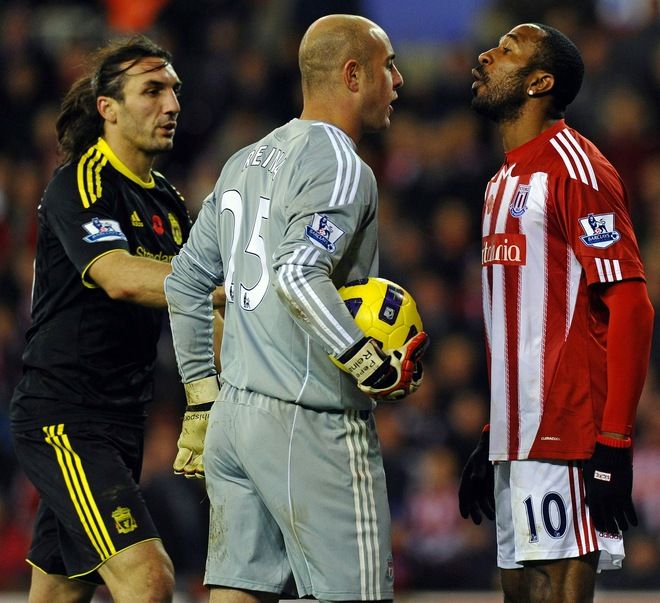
[11,138,191,429]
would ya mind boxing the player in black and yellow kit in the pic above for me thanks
[9,36,214,603]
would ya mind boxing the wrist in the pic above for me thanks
[212,286,226,309]
[337,337,385,384]
[184,375,220,406]
[596,433,632,448]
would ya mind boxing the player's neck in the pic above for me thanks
[300,102,361,144]
[102,134,155,182]
[499,112,558,153]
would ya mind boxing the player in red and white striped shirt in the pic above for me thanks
[458,22,654,603]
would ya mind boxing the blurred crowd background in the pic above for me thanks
[0,0,658,599]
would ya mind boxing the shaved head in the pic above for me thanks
[298,14,385,94]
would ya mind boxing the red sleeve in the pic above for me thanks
[599,280,654,436]
[553,157,645,286]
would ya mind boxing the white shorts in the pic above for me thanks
[495,460,624,571]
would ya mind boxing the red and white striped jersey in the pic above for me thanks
[482,120,645,461]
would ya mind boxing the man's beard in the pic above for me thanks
[471,68,528,123]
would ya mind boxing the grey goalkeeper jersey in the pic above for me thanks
[165,119,380,411]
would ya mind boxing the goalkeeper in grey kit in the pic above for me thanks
[164,14,428,603]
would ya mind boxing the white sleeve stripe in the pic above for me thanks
[556,131,589,185]
[604,259,614,282]
[323,125,359,207]
[180,247,218,280]
[550,138,577,180]
[323,126,346,209]
[334,130,361,206]
[279,250,354,349]
[348,152,362,206]
[328,128,352,207]
[562,129,599,191]
[595,257,606,282]
[614,259,622,280]
[278,265,341,349]
[290,244,316,265]
[290,262,354,345]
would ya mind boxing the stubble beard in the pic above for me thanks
[471,69,529,124]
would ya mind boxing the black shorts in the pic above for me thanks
[12,421,160,583]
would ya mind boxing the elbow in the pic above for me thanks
[631,290,655,349]
[102,282,142,302]
[635,286,655,326]
[643,294,655,327]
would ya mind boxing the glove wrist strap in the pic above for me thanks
[596,434,631,448]
[184,375,220,406]
[338,338,385,384]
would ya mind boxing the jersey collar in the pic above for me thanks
[505,119,567,166]
[97,138,156,188]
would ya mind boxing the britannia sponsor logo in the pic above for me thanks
[482,233,526,266]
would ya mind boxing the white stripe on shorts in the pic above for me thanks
[344,411,380,600]
[568,462,598,556]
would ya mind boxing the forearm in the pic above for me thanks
[88,250,173,307]
[165,252,218,382]
[274,265,363,356]
[213,309,224,371]
[601,280,654,436]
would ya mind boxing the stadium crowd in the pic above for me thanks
[0,0,658,598]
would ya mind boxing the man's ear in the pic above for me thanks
[527,71,554,97]
[97,96,117,122]
[343,59,360,92]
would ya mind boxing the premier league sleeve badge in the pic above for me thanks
[305,212,345,252]
[578,212,621,248]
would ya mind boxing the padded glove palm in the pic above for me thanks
[173,375,220,479]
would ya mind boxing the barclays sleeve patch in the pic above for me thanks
[82,217,127,243]
[305,212,344,252]
[579,212,620,248]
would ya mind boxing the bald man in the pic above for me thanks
[164,14,427,603]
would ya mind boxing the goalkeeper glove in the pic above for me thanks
[173,375,220,479]
[458,426,495,525]
[583,434,638,534]
[336,331,429,401]
[409,361,424,394]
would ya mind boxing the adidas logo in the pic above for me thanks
[130,211,144,227]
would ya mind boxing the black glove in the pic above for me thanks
[583,434,638,534]
[458,427,495,525]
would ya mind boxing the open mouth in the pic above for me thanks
[471,68,486,94]
[159,123,177,136]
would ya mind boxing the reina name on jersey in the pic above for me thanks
[241,143,288,178]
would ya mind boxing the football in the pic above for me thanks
[338,277,423,351]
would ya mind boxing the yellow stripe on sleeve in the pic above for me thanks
[76,146,98,208]
[76,145,108,208]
